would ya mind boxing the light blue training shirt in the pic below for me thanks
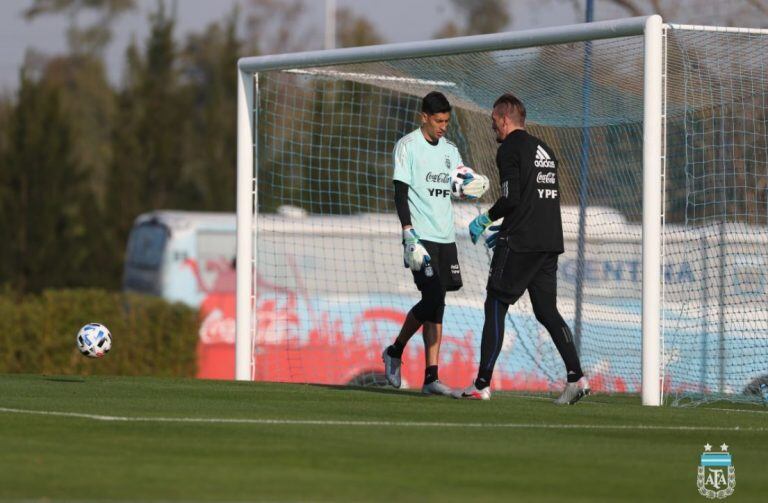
[393,128,464,243]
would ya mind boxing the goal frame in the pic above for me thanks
[235,15,665,406]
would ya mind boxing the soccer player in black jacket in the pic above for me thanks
[455,93,590,404]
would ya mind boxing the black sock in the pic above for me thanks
[387,340,405,358]
[552,324,583,383]
[474,376,490,390]
[424,365,438,385]
[567,369,583,383]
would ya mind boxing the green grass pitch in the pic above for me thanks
[0,374,765,502]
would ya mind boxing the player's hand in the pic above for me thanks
[468,213,492,244]
[402,228,431,271]
[485,225,502,249]
[461,173,489,199]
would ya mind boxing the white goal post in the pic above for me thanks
[236,15,768,407]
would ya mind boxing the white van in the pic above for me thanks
[123,211,237,307]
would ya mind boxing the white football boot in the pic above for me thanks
[554,377,590,405]
[421,380,453,396]
[381,348,402,388]
[452,382,491,400]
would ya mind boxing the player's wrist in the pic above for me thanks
[472,213,492,229]
[402,228,429,271]
[469,213,493,244]
[402,228,420,244]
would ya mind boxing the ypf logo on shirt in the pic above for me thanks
[537,188,559,199]
[425,171,451,198]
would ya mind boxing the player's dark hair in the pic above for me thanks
[421,91,452,115]
[493,93,526,125]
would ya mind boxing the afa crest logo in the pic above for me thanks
[697,443,735,499]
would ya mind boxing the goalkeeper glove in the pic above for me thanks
[462,173,489,200]
[402,228,431,271]
[485,225,502,250]
[468,213,493,244]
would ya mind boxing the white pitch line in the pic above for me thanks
[0,407,765,432]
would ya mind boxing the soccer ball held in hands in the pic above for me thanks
[450,166,489,200]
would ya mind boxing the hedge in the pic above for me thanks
[0,289,198,377]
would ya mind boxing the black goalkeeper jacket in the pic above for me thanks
[488,129,564,253]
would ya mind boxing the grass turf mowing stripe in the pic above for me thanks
[1,406,766,431]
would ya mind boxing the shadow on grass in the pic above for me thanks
[43,376,86,383]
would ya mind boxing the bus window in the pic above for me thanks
[123,222,169,295]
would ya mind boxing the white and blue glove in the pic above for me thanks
[461,173,489,200]
[468,213,493,244]
[485,225,502,249]
[403,228,431,271]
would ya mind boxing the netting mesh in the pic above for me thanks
[251,27,768,404]
[664,27,768,405]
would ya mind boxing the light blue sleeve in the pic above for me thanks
[452,145,465,169]
[393,139,412,185]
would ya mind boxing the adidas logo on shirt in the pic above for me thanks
[534,145,556,168]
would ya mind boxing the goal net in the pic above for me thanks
[663,25,768,404]
[237,18,768,405]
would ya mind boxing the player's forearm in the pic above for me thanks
[487,179,519,221]
[488,199,515,221]
[393,180,412,228]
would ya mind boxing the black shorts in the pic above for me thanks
[411,240,463,292]
[487,236,559,305]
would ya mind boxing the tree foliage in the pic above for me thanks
[603,0,768,26]
[434,0,511,38]
[37,54,116,204]
[24,0,137,55]
[104,3,189,282]
[336,7,385,48]
[0,74,93,292]
[179,9,241,211]
[4,0,765,293]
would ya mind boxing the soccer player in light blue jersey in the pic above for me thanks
[382,91,488,396]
